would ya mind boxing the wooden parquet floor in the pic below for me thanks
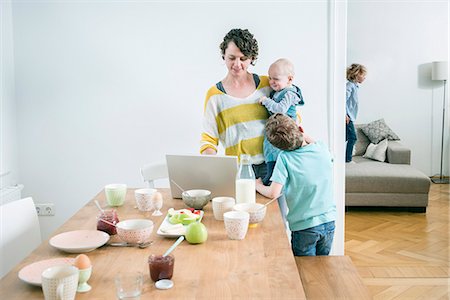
[345,184,450,299]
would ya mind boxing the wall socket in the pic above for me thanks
[35,203,55,216]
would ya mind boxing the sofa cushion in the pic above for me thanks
[360,119,400,144]
[363,139,388,162]
[346,157,431,194]
[354,124,371,156]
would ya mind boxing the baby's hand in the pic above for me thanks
[303,133,315,144]
[255,178,264,188]
[259,96,267,104]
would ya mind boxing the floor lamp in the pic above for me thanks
[431,61,449,184]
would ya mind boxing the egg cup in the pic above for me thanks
[77,266,92,292]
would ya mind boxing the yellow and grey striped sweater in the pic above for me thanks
[200,75,271,164]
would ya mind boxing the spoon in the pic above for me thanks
[94,200,104,213]
[163,236,184,257]
[99,218,116,227]
[170,179,193,197]
[109,241,153,249]
[258,193,283,211]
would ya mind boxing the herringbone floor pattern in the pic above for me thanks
[345,184,450,299]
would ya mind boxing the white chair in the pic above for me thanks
[140,162,169,188]
[0,197,42,278]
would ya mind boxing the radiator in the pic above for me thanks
[0,184,24,205]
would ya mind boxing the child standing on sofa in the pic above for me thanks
[255,113,336,256]
[346,63,367,163]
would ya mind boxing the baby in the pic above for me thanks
[259,58,305,186]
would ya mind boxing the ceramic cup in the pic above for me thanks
[212,197,236,221]
[105,184,127,207]
[223,211,250,240]
[115,271,143,300]
[41,265,79,300]
[134,188,156,212]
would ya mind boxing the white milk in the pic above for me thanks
[235,179,256,204]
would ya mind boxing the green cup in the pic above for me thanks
[105,184,127,207]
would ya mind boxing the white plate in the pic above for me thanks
[49,230,110,253]
[157,211,204,238]
[18,257,75,286]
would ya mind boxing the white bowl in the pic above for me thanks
[233,203,267,224]
[116,219,154,244]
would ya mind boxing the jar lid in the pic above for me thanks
[155,279,174,290]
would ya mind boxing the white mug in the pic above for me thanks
[223,210,250,240]
[42,265,79,300]
[212,197,236,221]
[134,188,156,211]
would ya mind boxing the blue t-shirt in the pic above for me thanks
[346,81,359,122]
[271,141,336,231]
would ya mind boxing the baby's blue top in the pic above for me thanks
[262,85,304,162]
[271,141,336,232]
[346,81,359,122]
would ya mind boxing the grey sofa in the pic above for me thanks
[345,126,431,212]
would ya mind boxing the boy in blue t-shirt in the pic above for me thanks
[255,113,336,256]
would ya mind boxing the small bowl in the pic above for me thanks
[233,203,267,225]
[116,219,154,244]
[182,189,212,210]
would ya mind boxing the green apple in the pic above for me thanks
[185,222,208,244]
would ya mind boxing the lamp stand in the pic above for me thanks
[431,79,449,184]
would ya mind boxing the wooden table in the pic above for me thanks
[296,256,372,299]
[0,189,306,299]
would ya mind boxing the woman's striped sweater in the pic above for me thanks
[200,75,271,164]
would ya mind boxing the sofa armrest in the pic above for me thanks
[386,141,411,164]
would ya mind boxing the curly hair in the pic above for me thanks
[265,114,303,151]
[220,29,259,65]
[346,63,367,81]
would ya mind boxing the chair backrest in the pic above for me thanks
[0,197,42,278]
[140,162,169,188]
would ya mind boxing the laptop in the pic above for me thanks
[166,154,238,199]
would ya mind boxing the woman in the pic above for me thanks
[345,63,367,163]
[200,28,271,178]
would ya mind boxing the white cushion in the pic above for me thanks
[363,139,388,162]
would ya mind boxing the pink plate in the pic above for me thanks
[18,257,75,286]
[49,230,109,253]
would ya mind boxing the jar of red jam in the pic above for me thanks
[148,254,174,282]
[97,209,119,235]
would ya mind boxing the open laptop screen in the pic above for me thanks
[166,154,238,199]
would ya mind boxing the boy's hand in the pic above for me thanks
[259,96,267,104]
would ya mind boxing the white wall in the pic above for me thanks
[0,0,19,189]
[10,1,346,253]
[347,1,449,176]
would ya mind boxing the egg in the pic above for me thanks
[152,192,163,202]
[74,254,91,270]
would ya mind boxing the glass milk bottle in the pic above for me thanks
[235,154,256,204]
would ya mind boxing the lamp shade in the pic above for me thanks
[432,61,448,80]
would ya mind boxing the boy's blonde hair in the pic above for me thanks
[271,58,295,76]
[346,63,367,81]
[265,113,303,151]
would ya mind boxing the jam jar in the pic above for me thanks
[97,209,119,235]
[148,254,175,282]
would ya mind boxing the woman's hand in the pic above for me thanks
[259,96,267,104]
[345,115,350,124]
